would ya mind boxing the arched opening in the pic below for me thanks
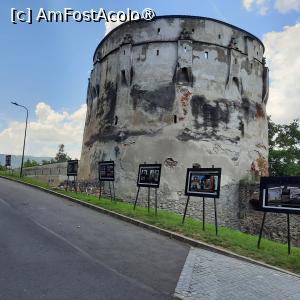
[178,67,189,83]
[114,116,118,125]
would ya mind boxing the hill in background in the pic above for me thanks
[0,154,53,168]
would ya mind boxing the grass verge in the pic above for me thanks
[1,170,300,274]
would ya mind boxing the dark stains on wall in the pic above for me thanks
[190,95,205,129]
[177,128,240,143]
[241,58,252,75]
[255,103,265,119]
[85,129,158,148]
[190,95,230,130]
[114,145,120,157]
[181,19,205,33]
[262,66,269,103]
[130,66,134,85]
[130,84,175,113]
[96,81,117,128]
[215,47,228,63]
[242,97,254,122]
[239,118,245,137]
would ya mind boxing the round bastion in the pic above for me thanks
[79,15,269,228]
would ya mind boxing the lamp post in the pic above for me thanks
[11,102,29,177]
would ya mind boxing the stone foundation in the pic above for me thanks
[239,182,300,246]
[22,162,68,186]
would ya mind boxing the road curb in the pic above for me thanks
[1,174,300,279]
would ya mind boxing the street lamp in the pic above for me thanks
[11,101,29,177]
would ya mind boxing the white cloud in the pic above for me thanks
[263,22,300,123]
[243,0,254,10]
[0,102,87,159]
[275,0,300,13]
[243,0,300,13]
[242,0,270,15]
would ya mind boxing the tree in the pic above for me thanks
[41,158,55,165]
[0,164,7,171]
[54,144,71,163]
[268,117,300,176]
[23,159,39,168]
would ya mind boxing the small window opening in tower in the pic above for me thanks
[204,51,208,59]
[157,28,160,34]
[233,77,239,90]
[218,34,221,39]
[121,70,127,85]
[174,115,177,123]
[114,116,118,125]
[234,58,237,64]
[192,29,195,33]
[123,50,125,55]
[250,63,253,69]
[156,49,159,56]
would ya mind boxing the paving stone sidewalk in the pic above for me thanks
[175,247,300,300]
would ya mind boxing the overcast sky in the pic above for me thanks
[0,0,299,158]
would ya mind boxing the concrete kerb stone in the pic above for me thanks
[1,174,299,279]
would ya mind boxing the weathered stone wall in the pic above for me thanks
[239,182,300,246]
[22,162,68,186]
[79,16,269,228]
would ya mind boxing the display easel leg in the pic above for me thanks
[257,212,266,249]
[147,187,150,213]
[214,198,218,236]
[287,213,291,255]
[155,188,158,216]
[133,187,140,210]
[202,197,205,231]
[112,182,116,201]
[74,176,77,194]
[66,176,69,191]
[99,180,102,200]
[182,196,190,224]
[109,182,113,202]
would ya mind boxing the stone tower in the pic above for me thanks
[79,16,269,228]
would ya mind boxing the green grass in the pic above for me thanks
[1,170,300,274]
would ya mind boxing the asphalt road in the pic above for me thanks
[0,178,189,300]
